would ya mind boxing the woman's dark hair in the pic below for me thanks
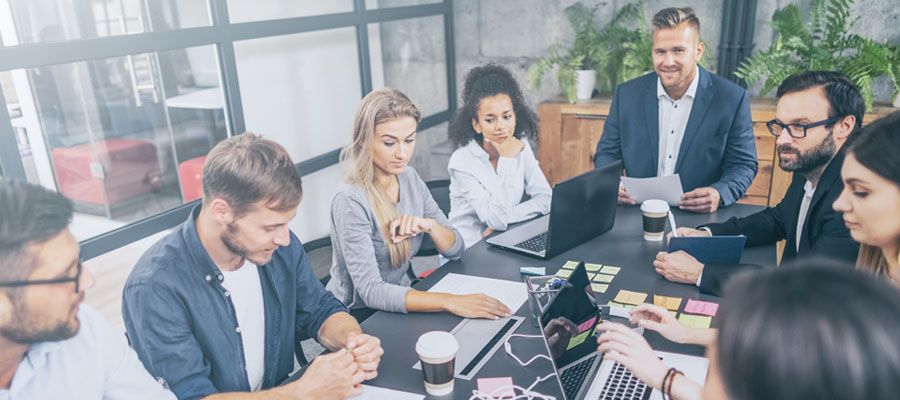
[715,260,900,400]
[846,110,900,187]
[447,63,539,149]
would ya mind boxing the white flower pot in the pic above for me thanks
[893,93,900,107]
[575,70,596,100]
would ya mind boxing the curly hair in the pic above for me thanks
[448,63,539,149]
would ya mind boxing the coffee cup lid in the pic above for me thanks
[641,199,670,213]
[416,331,458,359]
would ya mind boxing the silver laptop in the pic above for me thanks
[538,262,708,400]
[486,160,622,258]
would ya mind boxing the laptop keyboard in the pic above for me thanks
[560,354,596,399]
[514,231,548,253]
[596,362,650,400]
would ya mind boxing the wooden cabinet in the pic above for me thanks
[537,95,895,208]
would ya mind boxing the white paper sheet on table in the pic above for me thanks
[427,273,528,313]
[621,174,684,206]
[349,384,424,400]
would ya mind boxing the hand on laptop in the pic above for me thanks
[629,304,691,343]
[596,322,668,391]
[653,251,704,284]
[445,293,511,320]
[678,187,721,213]
[617,182,637,205]
[389,215,434,243]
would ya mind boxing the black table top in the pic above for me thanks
[360,204,773,399]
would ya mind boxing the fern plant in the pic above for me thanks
[735,0,900,111]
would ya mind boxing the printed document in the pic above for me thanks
[621,174,684,205]
[428,273,528,312]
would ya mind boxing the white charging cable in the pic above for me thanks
[467,334,557,399]
[503,334,552,366]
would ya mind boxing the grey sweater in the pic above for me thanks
[325,167,464,312]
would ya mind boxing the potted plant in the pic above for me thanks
[527,2,603,103]
[735,0,900,111]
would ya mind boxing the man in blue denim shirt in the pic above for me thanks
[122,134,383,400]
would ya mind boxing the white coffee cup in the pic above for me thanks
[415,331,458,396]
[640,199,670,241]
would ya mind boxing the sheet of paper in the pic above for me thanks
[585,263,603,272]
[477,377,514,399]
[599,266,621,275]
[591,283,609,293]
[554,269,573,278]
[427,273,529,313]
[621,174,684,205]
[653,295,683,311]
[350,385,424,400]
[684,299,719,316]
[678,314,712,329]
[592,274,615,283]
[614,290,648,305]
[561,260,579,270]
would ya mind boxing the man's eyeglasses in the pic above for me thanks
[766,117,838,138]
[0,261,82,294]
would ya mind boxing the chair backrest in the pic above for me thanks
[416,179,452,258]
[302,237,333,286]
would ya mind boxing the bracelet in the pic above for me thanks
[665,368,684,399]
[660,368,676,400]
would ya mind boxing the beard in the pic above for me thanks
[777,128,836,173]
[221,222,272,266]
[0,297,81,344]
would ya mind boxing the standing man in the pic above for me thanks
[123,133,383,399]
[593,7,757,213]
[0,178,175,399]
[654,71,862,295]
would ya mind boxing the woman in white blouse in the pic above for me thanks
[447,64,552,248]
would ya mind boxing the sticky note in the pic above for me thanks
[614,290,648,305]
[578,316,598,333]
[561,261,579,270]
[585,263,603,272]
[653,295,683,311]
[477,377,514,398]
[520,266,546,276]
[555,269,573,278]
[600,266,621,275]
[566,329,591,350]
[678,314,712,329]
[669,311,678,317]
[607,301,634,310]
[684,299,719,316]
[591,283,609,293]
[592,274,615,283]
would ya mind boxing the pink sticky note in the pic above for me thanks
[578,316,598,333]
[684,299,719,316]
[477,377,514,398]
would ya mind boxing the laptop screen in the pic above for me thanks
[539,262,601,372]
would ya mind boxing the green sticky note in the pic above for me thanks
[678,314,712,329]
[566,329,591,350]
[669,311,678,318]
[607,301,634,310]
[585,263,603,272]
[590,283,609,293]
[561,261,579,270]
[555,269,573,278]
[600,266,621,275]
[592,274,614,283]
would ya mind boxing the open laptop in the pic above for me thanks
[538,262,709,400]
[486,160,622,258]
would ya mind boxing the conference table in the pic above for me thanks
[360,204,774,399]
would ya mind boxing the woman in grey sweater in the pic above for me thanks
[325,88,510,320]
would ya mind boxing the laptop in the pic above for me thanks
[486,160,622,258]
[538,262,709,400]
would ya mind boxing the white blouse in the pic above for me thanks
[448,137,552,248]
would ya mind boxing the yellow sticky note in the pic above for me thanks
[566,329,591,350]
[561,261,579,270]
[607,301,634,310]
[590,283,609,293]
[592,274,615,283]
[585,263,603,272]
[600,266,621,275]
[614,290,647,305]
[678,314,712,329]
[653,295,683,311]
[555,269,573,278]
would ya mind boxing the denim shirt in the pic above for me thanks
[122,206,348,399]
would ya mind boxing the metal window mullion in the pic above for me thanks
[443,0,457,112]
[354,0,373,97]
[0,87,28,180]
[209,0,245,135]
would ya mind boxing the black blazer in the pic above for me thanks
[698,151,859,295]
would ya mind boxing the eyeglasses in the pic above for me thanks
[0,261,82,294]
[766,117,838,138]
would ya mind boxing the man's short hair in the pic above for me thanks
[0,178,73,283]
[651,7,700,34]
[202,133,303,216]
[776,71,865,129]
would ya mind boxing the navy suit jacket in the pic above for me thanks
[593,67,758,205]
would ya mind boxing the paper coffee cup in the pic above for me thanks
[416,331,458,396]
[641,199,670,241]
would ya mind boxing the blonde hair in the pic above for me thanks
[857,244,899,280]
[341,88,422,268]
[651,7,700,34]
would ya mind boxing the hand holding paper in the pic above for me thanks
[621,175,684,205]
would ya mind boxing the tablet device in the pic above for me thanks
[667,235,747,264]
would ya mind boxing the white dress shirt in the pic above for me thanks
[0,305,175,400]
[657,71,700,176]
[448,138,552,248]
[796,181,816,251]
[221,260,266,391]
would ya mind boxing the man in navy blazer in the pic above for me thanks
[593,7,757,213]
